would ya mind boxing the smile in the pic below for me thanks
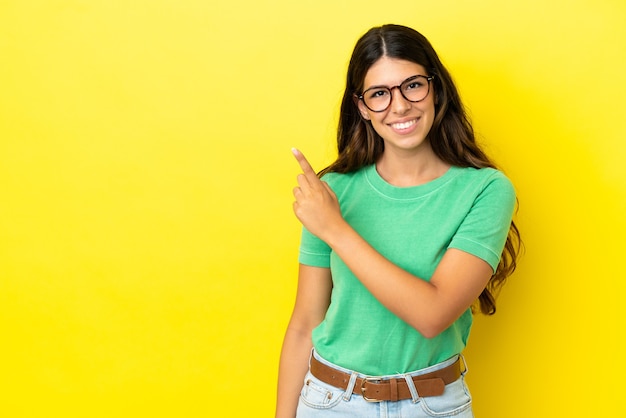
[390,119,418,130]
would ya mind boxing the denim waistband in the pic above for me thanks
[311,349,463,380]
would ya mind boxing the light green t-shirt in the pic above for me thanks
[299,164,516,375]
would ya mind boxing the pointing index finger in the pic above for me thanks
[291,148,318,177]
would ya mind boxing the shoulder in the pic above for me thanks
[452,168,517,227]
[445,167,516,215]
[320,167,368,192]
[453,167,515,197]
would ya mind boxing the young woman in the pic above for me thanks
[276,24,521,418]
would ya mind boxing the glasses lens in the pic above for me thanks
[401,76,430,102]
[363,88,391,112]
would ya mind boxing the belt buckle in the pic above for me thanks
[361,377,384,402]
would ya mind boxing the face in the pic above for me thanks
[357,57,436,155]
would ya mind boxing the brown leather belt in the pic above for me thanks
[309,355,463,401]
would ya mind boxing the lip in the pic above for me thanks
[388,117,419,134]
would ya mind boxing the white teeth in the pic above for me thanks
[392,119,417,130]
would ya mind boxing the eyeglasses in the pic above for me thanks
[358,74,435,112]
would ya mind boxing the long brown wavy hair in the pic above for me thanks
[320,24,522,315]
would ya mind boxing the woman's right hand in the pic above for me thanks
[291,148,344,242]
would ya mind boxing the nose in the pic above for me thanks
[389,86,411,114]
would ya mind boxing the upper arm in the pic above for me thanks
[449,171,516,271]
[425,248,493,336]
[288,264,332,334]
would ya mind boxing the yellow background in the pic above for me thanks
[1,0,625,416]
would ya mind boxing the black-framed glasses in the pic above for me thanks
[358,74,435,112]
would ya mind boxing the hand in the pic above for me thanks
[291,148,344,241]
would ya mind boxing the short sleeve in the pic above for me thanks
[298,226,332,267]
[448,171,516,272]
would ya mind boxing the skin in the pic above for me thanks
[275,57,493,418]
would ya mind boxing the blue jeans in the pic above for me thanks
[296,350,473,418]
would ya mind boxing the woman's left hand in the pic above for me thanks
[291,148,344,242]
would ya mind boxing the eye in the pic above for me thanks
[367,89,390,99]
[405,81,423,90]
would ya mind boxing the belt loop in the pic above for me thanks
[389,378,398,402]
[308,348,314,369]
[403,374,420,403]
[459,354,469,376]
[342,372,358,401]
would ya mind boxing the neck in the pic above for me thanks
[375,148,450,187]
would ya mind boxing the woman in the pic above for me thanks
[277,24,521,418]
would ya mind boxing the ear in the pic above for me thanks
[355,97,371,120]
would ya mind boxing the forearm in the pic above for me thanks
[276,326,313,418]
[325,222,450,337]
